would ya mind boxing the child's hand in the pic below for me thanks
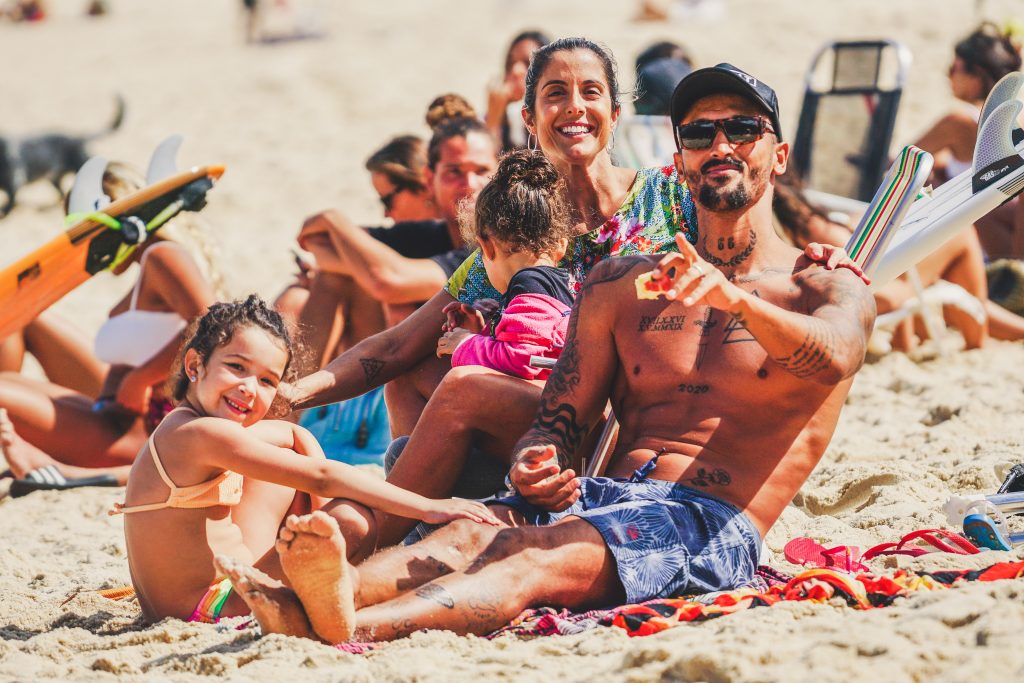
[472,298,500,320]
[442,302,486,333]
[436,328,473,357]
[419,498,502,527]
[803,243,871,285]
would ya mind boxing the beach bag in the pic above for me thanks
[298,386,390,466]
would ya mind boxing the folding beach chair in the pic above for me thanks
[792,40,912,202]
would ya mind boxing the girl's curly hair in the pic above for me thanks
[461,149,572,257]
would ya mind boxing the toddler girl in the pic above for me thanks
[436,150,574,379]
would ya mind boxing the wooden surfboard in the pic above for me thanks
[0,163,224,339]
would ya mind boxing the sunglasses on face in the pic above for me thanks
[378,186,406,211]
[674,115,775,151]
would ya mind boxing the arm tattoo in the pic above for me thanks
[544,338,580,397]
[359,357,385,386]
[414,584,455,609]
[773,319,836,379]
[519,399,588,469]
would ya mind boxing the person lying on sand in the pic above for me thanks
[116,295,498,623]
[213,64,877,643]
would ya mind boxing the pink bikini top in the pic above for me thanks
[110,408,243,515]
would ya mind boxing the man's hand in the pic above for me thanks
[509,444,581,511]
[651,233,746,310]
[275,380,301,411]
[803,243,871,285]
[436,328,473,357]
[442,301,486,333]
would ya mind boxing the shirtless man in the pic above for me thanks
[215,64,876,643]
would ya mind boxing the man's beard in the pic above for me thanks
[698,182,751,211]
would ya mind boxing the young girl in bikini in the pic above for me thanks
[435,149,574,378]
[116,295,499,623]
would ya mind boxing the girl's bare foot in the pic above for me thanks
[275,511,355,643]
[213,556,319,640]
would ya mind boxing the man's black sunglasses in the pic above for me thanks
[674,115,775,150]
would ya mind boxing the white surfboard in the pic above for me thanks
[867,72,1024,289]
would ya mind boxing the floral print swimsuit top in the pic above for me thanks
[446,166,697,304]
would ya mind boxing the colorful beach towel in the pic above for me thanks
[609,560,1024,637]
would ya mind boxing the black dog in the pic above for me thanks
[0,95,125,217]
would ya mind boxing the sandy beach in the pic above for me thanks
[2,0,1024,680]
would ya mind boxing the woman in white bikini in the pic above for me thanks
[0,163,220,493]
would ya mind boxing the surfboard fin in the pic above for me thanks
[972,100,1024,193]
[979,72,1024,130]
[145,135,183,185]
[66,157,110,216]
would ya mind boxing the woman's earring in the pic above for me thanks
[527,132,538,151]
[188,373,197,383]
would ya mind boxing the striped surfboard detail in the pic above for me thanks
[845,146,931,275]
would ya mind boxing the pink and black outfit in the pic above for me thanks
[451,265,574,380]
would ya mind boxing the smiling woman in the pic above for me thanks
[446,37,698,305]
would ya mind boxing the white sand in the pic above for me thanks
[3,0,1024,680]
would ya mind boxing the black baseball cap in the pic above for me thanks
[669,63,782,141]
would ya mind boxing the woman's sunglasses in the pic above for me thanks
[378,186,407,211]
[674,115,775,151]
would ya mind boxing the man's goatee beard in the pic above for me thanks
[698,184,752,211]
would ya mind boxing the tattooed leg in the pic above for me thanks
[354,507,523,608]
[351,517,622,642]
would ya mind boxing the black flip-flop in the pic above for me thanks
[997,463,1024,495]
[9,465,119,498]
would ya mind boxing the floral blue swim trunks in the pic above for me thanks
[494,469,761,604]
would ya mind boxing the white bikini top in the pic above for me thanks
[943,104,981,179]
[94,250,186,367]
